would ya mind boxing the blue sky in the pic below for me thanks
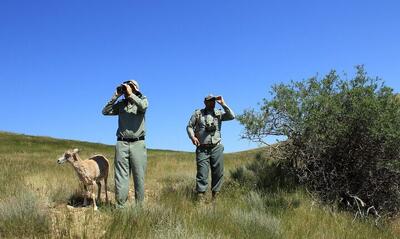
[1,0,400,152]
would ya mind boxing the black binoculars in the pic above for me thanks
[116,85,128,94]
[116,82,136,94]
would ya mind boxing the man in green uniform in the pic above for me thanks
[102,80,148,208]
[187,94,235,201]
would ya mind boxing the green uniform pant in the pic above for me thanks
[195,144,224,193]
[115,140,147,208]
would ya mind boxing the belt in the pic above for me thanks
[117,136,145,142]
[199,142,220,148]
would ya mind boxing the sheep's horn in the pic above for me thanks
[73,148,80,153]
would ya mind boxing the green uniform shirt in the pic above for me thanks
[102,93,148,139]
[187,104,235,145]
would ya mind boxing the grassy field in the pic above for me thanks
[1,131,399,238]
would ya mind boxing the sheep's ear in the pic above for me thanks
[73,148,80,154]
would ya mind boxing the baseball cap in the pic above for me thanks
[124,80,139,90]
[204,94,216,101]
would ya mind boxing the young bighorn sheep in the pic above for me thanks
[57,148,109,210]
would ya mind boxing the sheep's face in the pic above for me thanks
[57,149,79,164]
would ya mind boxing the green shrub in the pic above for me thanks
[238,66,400,216]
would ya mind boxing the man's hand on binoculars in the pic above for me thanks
[131,83,139,93]
[123,83,133,96]
[216,96,225,105]
[115,90,123,98]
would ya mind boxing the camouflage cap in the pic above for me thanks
[204,94,216,101]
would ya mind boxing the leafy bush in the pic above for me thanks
[238,66,400,216]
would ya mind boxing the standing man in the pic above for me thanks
[102,80,148,208]
[186,94,235,202]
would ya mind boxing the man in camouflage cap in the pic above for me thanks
[186,94,235,202]
[102,80,148,208]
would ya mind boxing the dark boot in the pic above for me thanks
[212,191,219,201]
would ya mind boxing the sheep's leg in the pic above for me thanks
[104,176,109,203]
[83,184,88,206]
[96,181,101,204]
[92,181,98,211]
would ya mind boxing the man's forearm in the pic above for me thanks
[187,126,195,140]
[221,104,235,120]
[102,94,119,115]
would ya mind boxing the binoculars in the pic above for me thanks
[205,122,217,132]
[213,96,222,101]
[204,95,222,101]
[116,82,136,94]
[116,85,128,94]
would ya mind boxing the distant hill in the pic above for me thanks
[0,131,195,154]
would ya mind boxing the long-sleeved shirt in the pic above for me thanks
[187,104,235,145]
[102,93,148,139]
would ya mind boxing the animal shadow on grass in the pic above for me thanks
[67,190,111,210]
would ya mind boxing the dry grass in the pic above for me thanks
[0,131,399,238]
